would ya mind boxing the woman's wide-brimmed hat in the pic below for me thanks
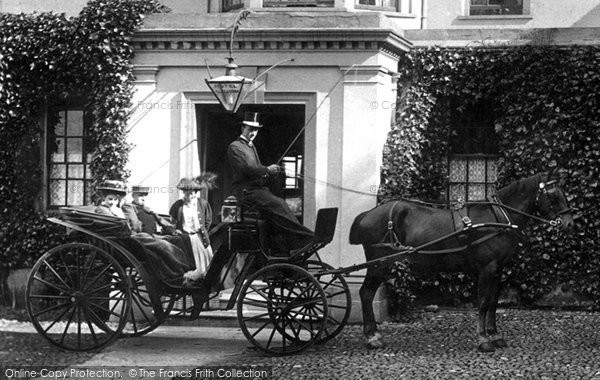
[176,177,203,191]
[241,112,262,128]
[97,180,127,196]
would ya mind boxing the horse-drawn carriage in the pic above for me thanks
[25,206,351,356]
[26,170,573,355]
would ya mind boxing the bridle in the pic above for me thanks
[534,178,572,226]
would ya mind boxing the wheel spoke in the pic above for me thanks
[88,301,125,320]
[29,294,69,300]
[83,263,114,293]
[81,250,98,288]
[43,304,73,333]
[33,301,71,318]
[82,305,100,345]
[43,260,72,291]
[34,274,70,295]
[59,305,77,345]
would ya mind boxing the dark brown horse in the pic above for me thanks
[349,169,574,352]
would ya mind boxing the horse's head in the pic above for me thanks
[535,169,574,230]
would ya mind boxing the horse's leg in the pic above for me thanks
[360,267,385,349]
[476,263,497,353]
[486,274,508,348]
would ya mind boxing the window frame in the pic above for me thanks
[262,0,335,8]
[45,107,93,210]
[466,0,531,17]
[355,0,413,13]
[447,154,499,202]
[221,0,244,12]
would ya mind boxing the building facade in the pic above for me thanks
[3,0,599,321]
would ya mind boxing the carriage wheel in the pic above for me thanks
[304,260,351,344]
[237,263,328,356]
[118,266,173,337]
[26,243,131,351]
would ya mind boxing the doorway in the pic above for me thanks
[196,104,306,223]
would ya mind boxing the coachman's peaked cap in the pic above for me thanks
[97,180,127,195]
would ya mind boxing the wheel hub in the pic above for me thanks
[70,291,85,304]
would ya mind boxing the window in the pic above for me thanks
[263,0,334,7]
[469,0,524,16]
[356,0,411,12]
[222,0,243,12]
[447,102,499,201]
[282,154,303,189]
[47,109,92,208]
[448,155,498,201]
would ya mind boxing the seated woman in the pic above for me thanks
[169,174,216,283]
[95,180,193,284]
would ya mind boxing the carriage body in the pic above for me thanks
[25,206,349,356]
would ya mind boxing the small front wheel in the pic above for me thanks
[26,243,131,351]
[237,263,327,356]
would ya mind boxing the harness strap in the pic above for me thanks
[371,201,408,249]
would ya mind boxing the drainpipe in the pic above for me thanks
[420,0,428,29]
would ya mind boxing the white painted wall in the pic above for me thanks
[426,0,600,29]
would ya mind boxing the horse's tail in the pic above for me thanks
[349,210,369,245]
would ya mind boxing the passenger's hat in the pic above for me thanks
[176,177,202,191]
[241,112,262,128]
[97,180,127,196]
[132,185,150,195]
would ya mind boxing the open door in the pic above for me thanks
[196,104,306,223]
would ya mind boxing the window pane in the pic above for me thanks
[449,158,466,182]
[487,184,497,197]
[67,110,84,136]
[468,184,486,201]
[55,111,66,136]
[470,0,523,15]
[449,184,466,201]
[85,164,92,179]
[468,158,486,182]
[51,138,65,162]
[49,180,66,206]
[487,160,498,182]
[85,185,92,205]
[66,138,83,162]
[68,164,85,178]
[50,164,66,179]
[67,180,85,206]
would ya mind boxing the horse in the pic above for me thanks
[349,169,574,352]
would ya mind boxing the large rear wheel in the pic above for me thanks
[26,243,131,351]
[237,263,327,356]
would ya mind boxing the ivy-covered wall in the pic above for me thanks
[0,0,167,299]
[382,45,600,309]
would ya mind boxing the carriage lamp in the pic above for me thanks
[205,10,294,114]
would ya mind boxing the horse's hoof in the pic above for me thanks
[477,341,496,353]
[492,338,508,348]
[366,333,384,349]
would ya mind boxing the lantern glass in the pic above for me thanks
[205,75,254,113]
